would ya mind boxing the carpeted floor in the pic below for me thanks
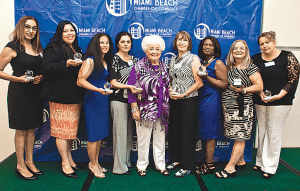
[0,148,299,191]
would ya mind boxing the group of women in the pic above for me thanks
[0,16,299,180]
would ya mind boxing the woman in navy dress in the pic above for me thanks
[196,36,228,175]
[77,33,113,178]
[0,16,44,180]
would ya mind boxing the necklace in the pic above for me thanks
[203,56,214,65]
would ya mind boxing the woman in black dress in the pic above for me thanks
[0,16,44,180]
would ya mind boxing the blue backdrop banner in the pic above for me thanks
[14,0,262,162]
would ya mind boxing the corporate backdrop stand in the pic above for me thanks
[14,0,262,162]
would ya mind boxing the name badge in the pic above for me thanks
[264,61,275,67]
[174,63,182,68]
[128,60,133,66]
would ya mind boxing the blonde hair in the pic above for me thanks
[226,40,251,70]
[258,31,276,44]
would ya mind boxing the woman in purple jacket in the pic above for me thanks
[127,35,170,177]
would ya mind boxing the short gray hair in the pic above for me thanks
[141,35,165,53]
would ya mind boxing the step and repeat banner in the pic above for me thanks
[15,0,262,162]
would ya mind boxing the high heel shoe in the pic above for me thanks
[26,165,44,175]
[215,169,237,179]
[62,169,78,178]
[89,163,105,178]
[15,168,37,180]
[196,161,215,175]
[236,163,246,170]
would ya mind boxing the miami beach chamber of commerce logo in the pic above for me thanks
[106,0,178,16]
[106,0,131,16]
[129,22,145,39]
[194,23,210,40]
[194,23,236,40]
[128,22,172,39]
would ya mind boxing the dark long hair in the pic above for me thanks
[115,31,132,52]
[83,33,114,71]
[198,36,221,60]
[50,20,81,57]
[10,16,43,53]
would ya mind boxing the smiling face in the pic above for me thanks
[203,39,215,57]
[232,41,246,60]
[62,24,76,45]
[145,44,161,64]
[176,35,189,53]
[117,35,131,53]
[99,36,110,54]
[23,19,37,41]
[259,36,276,54]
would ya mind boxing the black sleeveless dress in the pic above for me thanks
[6,41,44,130]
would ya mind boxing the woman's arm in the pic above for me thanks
[202,60,228,90]
[170,55,203,100]
[77,58,111,95]
[262,52,299,103]
[0,47,28,83]
[231,71,263,94]
[41,45,82,75]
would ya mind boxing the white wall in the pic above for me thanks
[0,0,300,162]
[0,0,15,162]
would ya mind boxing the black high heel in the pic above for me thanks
[196,161,215,175]
[26,165,44,175]
[62,169,78,178]
[15,168,37,180]
[215,169,237,179]
[236,164,246,170]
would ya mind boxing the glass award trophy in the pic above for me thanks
[24,70,34,82]
[264,90,273,100]
[233,74,242,87]
[74,53,82,63]
[104,81,113,93]
[170,84,179,96]
[198,65,207,76]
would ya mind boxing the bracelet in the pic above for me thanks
[243,88,247,94]
[131,107,139,113]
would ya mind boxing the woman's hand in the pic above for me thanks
[169,91,185,100]
[128,85,143,94]
[18,75,31,83]
[67,59,83,67]
[98,88,113,95]
[231,85,244,93]
[32,75,44,84]
[132,109,141,122]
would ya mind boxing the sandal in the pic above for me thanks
[138,170,146,177]
[215,169,236,179]
[98,164,107,172]
[167,162,180,171]
[253,165,261,172]
[262,172,273,179]
[174,169,191,178]
[196,161,215,175]
[160,169,169,177]
[89,163,105,178]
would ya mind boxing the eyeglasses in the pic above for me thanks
[233,47,246,51]
[177,38,189,42]
[24,25,38,31]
